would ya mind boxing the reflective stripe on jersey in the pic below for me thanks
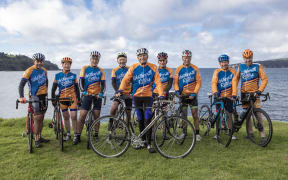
[174,64,202,95]
[22,65,48,96]
[54,72,78,98]
[111,66,131,94]
[80,65,105,95]
[119,62,163,97]
[232,63,268,94]
[153,67,173,94]
[211,68,236,98]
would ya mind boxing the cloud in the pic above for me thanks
[0,0,287,68]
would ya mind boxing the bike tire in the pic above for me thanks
[28,113,33,153]
[199,104,212,136]
[57,109,64,152]
[89,115,130,158]
[154,116,196,159]
[216,110,233,147]
[245,108,273,147]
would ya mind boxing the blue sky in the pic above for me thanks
[0,0,287,68]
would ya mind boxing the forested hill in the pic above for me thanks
[232,58,288,68]
[0,52,59,71]
[254,58,288,68]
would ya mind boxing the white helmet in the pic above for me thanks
[136,48,148,56]
[182,50,192,57]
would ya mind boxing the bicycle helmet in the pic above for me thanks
[32,53,45,61]
[117,52,127,59]
[157,52,168,59]
[90,51,101,58]
[182,50,192,57]
[218,54,229,62]
[242,49,253,59]
[61,57,72,64]
[136,48,148,56]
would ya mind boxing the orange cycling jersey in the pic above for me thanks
[174,64,202,95]
[119,62,164,97]
[212,68,236,98]
[22,65,48,96]
[111,66,131,95]
[153,67,173,94]
[232,63,268,95]
[80,65,105,95]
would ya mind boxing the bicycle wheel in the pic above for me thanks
[86,111,94,149]
[154,116,196,159]
[245,108,273,147]
[27,113,33,153]
[89,115,130,158]
[57,109,64,151]
[199,105,211,136]
[216,110,233,147]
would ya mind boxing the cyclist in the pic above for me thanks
[174,50,202,141]
[232,49,268,144]
[152,52,173,97]
[211,54,237,140]
[51,57,80,141]
[110,52,132,123]
[74,51,106,145]
[118,48,164,153]
[18,53,49,148]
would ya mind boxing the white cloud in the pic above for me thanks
[0,0,287,68]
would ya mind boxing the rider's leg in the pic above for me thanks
[62,110,71,134]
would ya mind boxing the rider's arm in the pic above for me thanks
[119,64,134,93]
[194,66,202,94]
[51,81,58,98]
[79,65,87,92]
[153,65,164,96]
[211,70,219,94]
[164,78,173,94]
[258,64,268,92]
[100,68,106,94]
[74,83,80,100]
[174,66,181,93]
[18,79,27,98]
[232,66,240,96]
[111,78,117,92]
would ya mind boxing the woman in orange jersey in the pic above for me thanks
[51,57,80,141]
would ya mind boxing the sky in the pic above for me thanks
[0,0,287,68]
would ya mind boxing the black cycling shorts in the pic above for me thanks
[80,95,102,111]
[181,96,198,107]
[114,98,132,110]
[216,98,234,113]
[31,94,48,114]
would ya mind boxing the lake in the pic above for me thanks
[1,68,287,122]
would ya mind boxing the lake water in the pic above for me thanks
[1,68,287,122]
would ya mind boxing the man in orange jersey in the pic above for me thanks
[118,48,164,153]
[18,53,50,148]
[211,54,237,140]
[110,52,132,123]
[74,51,106,145]
[174,50,202,141]
[232,49,268,144]
[51,57,80,141]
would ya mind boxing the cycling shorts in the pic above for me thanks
[31,94,48,114]
[80,95,102,111]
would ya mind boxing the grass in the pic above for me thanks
[0,117,287,180]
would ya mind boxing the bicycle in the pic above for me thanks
[88,95,196,159]
[232,93,272,147]
[16,99,39,153]
[48,96,73,152]
[198,94,234,147]
[84,94,106,149]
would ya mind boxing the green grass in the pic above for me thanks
[0,117,287,180]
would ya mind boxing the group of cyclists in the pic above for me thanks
[18,48,268,152]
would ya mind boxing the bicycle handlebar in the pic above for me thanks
[16,99,39,109]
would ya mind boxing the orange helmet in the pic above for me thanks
[61,57,72,64]
[242,49,253,59]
